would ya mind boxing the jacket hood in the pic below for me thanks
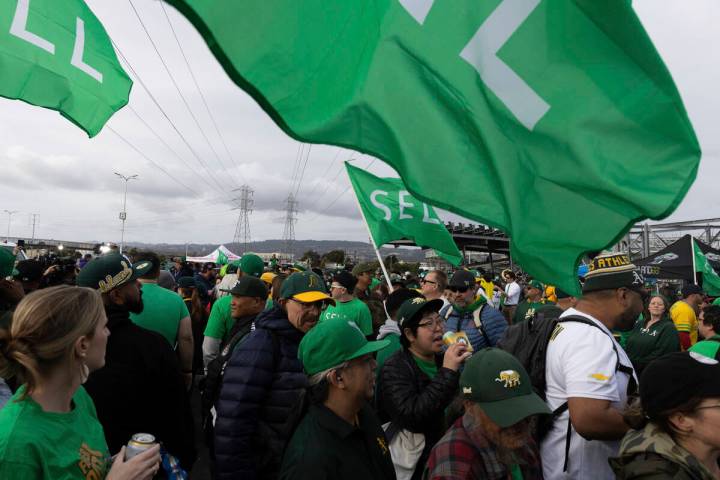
[377,319,401,340]
[612,423,716,480]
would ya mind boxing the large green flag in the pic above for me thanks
[0,0,132,136]
[694,240,720,296]
[346,162,462,266]
[166,0,700,294]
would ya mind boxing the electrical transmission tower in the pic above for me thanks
[232,185,254,254]
[29,213,39,243]
[281,194,298,261]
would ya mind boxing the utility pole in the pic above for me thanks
[281,194,298,261]
[29,213,39,244]
[4,210,18,243]
[232,185,254,254]
[114,172,138,254]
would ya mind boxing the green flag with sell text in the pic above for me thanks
[694,240,720,296]
[346,162,462,266]
[166,0,700,294]
[0,0,132,136]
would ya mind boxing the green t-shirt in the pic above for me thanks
[413,355,438,379]
[0,386,111,479]
[204,295,234,342]
[512,299,554,324]
[713,297,720,306]
[130,282,189,346]
[320,297,373,336]
[625,317,680,373]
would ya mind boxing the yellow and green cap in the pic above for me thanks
[299,318,389,375]
[280,271,333,304]
[77,253,152,293]
[460,348,550,428]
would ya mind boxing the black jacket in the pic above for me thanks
[214,306,308,480]
[376,349,460,480]
[84,304,196,468]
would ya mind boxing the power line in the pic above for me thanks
[112,42,231,199]
[294,144,313,198]
[303,147,344,201]
[303,153,362,214]
[308,158,376,221]
[106,126,200,195]
[126,0,237,189]
[157,0,247,184]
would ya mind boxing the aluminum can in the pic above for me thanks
[125,433,156,461]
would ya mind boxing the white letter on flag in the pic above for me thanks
[10,0,55,54]
[370,190,392,221]
[71,18,103,82]
[422,204,440,224]
[399,191,414,220]
[398,0,435,25]
[460,0,549,130]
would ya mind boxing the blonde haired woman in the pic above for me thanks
[0,285,160,479]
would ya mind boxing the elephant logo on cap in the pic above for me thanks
[495,370,521,388]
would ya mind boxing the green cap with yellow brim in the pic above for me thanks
[280,271,334,305]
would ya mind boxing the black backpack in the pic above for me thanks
[497,309,636,472]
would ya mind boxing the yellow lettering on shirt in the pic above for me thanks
[78,443,105,480]
[589,373,611,381]
[377,436,389,456]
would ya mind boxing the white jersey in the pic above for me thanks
[540,308,637,480]
[504,281,521,305]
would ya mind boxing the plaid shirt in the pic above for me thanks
[423,415,543,480]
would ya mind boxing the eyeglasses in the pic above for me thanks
[290,298,329,311]
[695,404,720,412]
[448,286,470,293]
[420,279,437,285]
[418,314,444,330]
[330,283,346,290]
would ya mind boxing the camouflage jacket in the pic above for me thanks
[610,423,716,480]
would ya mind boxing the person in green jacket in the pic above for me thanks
[610,352,720,480]
[512,279,554,324]
[624,295,680,375]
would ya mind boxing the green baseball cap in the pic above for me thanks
[299,317,390,375]
[397,297,444,327]
[528,279,544,291]
[352,262,375,276]
[460,348,550,428]
[222,275,268,298]
[77,253,153,293]
[280,271,334,304]
[239,254,264,278]
[689,338,720,361]
[0,247,18,278]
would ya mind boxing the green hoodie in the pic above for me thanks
[610,423,716,480]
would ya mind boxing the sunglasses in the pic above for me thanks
[290,298,329,311]
[420,279,437,285]
[448,286,470,293]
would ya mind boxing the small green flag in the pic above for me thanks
[0,0,132,136]
[216,250,229,266]
[166,0,700,294]
[346,162,462,266]
[694,240,720,296]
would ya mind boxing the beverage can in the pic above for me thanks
[442,331,473,351]
[125,433,156,461]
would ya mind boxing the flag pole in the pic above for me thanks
[348,175,394,291]
[691,237,698,284]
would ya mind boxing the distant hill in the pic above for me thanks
[125,239,427,262]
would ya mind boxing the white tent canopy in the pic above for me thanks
[186,245,240,264]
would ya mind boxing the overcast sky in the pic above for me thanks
[0,0,717,247]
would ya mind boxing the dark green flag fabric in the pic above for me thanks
[346,162,462,266]
[166,0,700,294]
[0,0,132,136]
[694,240,720,296]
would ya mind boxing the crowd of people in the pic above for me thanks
[0,246,719,479]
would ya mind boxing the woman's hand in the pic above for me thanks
[106,444,161,480]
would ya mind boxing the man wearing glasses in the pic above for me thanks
[420,270,450,311]
[214,271,334,480]
[441,270,508,353]
[322,270,373,338]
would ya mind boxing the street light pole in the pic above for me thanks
[3,210,18,243]
[114,172,138,254]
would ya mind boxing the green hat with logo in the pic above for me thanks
[299,318,390,375]
[77,253,153,293]
[280,271,334,304]
[528,279,544,291]
[460,348,550,428]
[0,247,18,278]
[239,254,264,278]
[397,297,444,327]
[689,338,720,361]
[222,275,268,298]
